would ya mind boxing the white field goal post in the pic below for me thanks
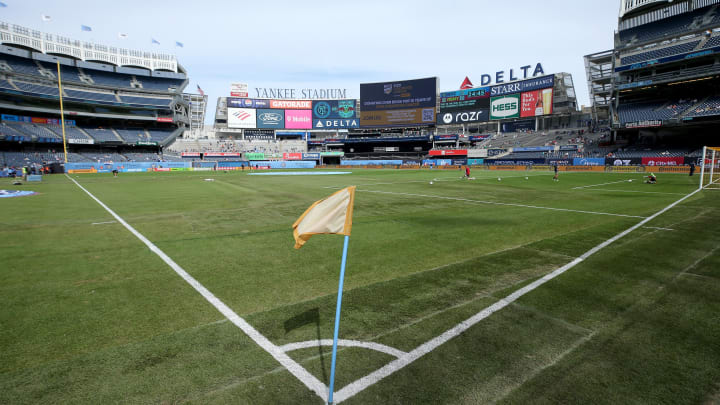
[699,146,720,190]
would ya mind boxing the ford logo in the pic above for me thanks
[259,113,282,122]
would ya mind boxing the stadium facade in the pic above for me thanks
[0,21,199,169]
[586,0,720,150]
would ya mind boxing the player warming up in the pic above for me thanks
[553,164,559,181]
[464,166,471,179]
[645,173,657,184]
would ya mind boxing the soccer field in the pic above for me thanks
[1,169,719,404]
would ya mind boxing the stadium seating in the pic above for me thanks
[618,6,718,45]
[44,125,93,141]
[617,100,693,123]
[83,128,122,143]
[12,81,59,97]
[64,88,118,103]
[702,35,720,49]
[684,96,720,117]
[119,95,173,107]
[620,40,701,65]
[4,122,59,139]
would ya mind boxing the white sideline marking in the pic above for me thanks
[580,189,687,196]
[65,175,328,400]
[281,339,407,359]
[332,185,703,403]
[644,226,675,231]
[572,179,632,189]
[359,189,646,219]
[91,221,117,225]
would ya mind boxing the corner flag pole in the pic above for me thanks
[328,234,350,405]
[56,61,68,163]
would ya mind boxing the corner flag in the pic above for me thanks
[292,185,356,404]
[292,186,355,249]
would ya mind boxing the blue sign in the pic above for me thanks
[501,119,536,133]
[257,109,285,129]
[573,157,605,166]
[312,100,356,119]
[422,159,453,166]
[490,75,555,97]
[227,98,271,109]
[548,159,572,166]
[467,158,484,165]
[302,153,320,160]
[489,158,546,165]
[513,146,554,152]
[0,190,37,198]
[312,119,359,129]
[1,114,19,121]
[469,135,490,141]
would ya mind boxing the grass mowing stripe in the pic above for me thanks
[358,189,647,219]
[64,174,329,401]
[332,184,704,404]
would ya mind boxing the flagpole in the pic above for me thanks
[328,235,350,405]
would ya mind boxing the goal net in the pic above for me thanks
[699,146,720,190]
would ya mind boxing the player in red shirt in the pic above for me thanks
[465,166,471,179]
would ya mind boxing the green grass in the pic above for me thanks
[0,169,718,404]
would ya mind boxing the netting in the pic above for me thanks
[700,147,720,189]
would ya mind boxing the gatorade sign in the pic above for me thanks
[490,95,520,120]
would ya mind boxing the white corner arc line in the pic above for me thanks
[281,339,407,359]
[361,189,646,219]
[332,186,703,404]
[65,175,328,400]
[572,179,631,189]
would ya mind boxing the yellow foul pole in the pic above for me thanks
[56,61,68,163]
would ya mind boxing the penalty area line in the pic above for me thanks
[65,175,329,401]
[572,179,632,189]
[332,184,703,404]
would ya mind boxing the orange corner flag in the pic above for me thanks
[292,186,356,249]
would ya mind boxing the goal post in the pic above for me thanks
[699,146,720,190]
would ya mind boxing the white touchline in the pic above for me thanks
[643,226,676,231]
[91,221,117,225]
[572,179,632,189]
[360,189,646,219]
[65,175,329,400]
[331,185,703,404]
[579,189,687,196]
[281,339,407,359]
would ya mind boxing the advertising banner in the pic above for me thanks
[452,159,467,165]
[256,109,285,129]
[439,87,491,113]
[340,160,403,166]
[573,157,606,166]
[490,74,555,97]
[429,149,467,156]
[230,83,248,98]
[437,108,489,125]
[136,141,158,146]
[285,110,312,129]
[312,119,360,129]
[467,158,485,165]
[360,77,437,127]
[434,134,458,141]
[320,151,345,157]
[423,159,452,166]
[606,157,642,166]
[270,100,312,109]
[312,100,356,119]
[490,95,520,120]
[642,157,685,166]
[228,98,272,109]
[283,153,302,160]
[302,153,320,160]
[182,152,201,158]
[514,146,554,152]
[204,152,241,157]
[489,158,546,165]
[626,120,662,129]
[548,159,572,166]
[68,138,95,144]
[244,152,265,160]
[469,135,490,141]
[467,149,488,158]
[228,108,257,129]
[520,89,553,117]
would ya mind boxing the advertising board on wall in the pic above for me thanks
[312,119,359,129]
[490,74,555,97]
[283,153,302,160]
[642,157,685,166]
[438,109,490,125]
[312,100,356,119]
[490,95,520,120]
[439,87,490,113]
[360,77,437,127]
[520,88,554,117]
[228,108,257,129]
[285,110,312,129]
[228,98,271,109]
[256,109,285,129]
[573,157,606,166]
[270,100,312,109]
[428,149,467,156]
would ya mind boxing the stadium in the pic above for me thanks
[1,1,720,404]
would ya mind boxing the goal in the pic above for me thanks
[699,146,720,190]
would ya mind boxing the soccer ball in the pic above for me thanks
[629,179,633,182]
[497,178,501,181]
[525,177,529,180]
[429,181,433,185]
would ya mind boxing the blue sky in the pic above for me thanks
[2,1,619,123]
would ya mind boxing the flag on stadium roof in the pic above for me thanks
[41,15,51,22]
[292,186,355,249]
[81,25,92,32]
[175,41,184,48]
[460,76,474,89]
[118,33,128,39]
[196,85,205,96]
[151,38,160,45]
